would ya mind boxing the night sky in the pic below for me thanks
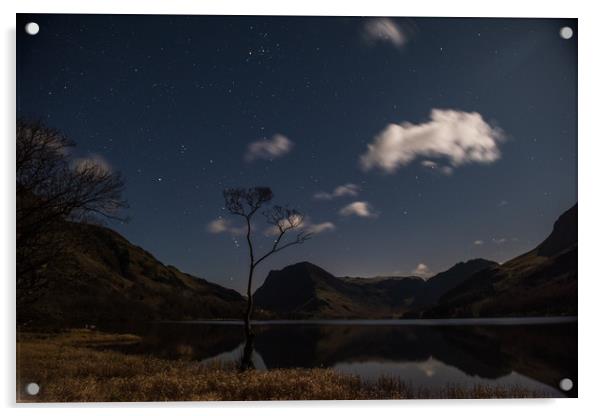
[17,14,577,292]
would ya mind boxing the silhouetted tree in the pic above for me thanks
[16,119,127,306]
[223,187,311,369]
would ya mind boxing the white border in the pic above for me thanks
[3,1,602,414]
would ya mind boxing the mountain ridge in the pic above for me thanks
[254,258,496,318]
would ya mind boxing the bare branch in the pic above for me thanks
[223,187,273,218]
[254,206,309,266]
[16,119,128,305]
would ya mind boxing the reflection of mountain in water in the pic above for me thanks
[100,321,576,397]
[253,323,576,393]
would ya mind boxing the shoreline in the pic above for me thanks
[158,316,578,326]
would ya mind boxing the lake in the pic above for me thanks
[100,317,577,398]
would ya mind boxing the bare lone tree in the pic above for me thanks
[223,187,311,369]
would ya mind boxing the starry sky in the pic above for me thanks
[17,14,577,292]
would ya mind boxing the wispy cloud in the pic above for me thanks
[245,134,294,162]
[360,109,504,174]
[306,222,336,234]
[314,183,360,200]
[412,263,433,278]
[363,18,408,49]
[492,237,507,244]
[263,214,304,236]
[339,201,378,218]
[473,240,484,246]
[264,216,335,236]
[207,218,246,236]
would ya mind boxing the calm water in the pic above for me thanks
[100,317,577,398]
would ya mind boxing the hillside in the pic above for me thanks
[21,204,577,324]
[411,258,498,308]
[424,204,577,317]
[19,221,246,326]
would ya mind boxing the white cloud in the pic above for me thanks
[306,222,336,234]
[207,218,246,236]
[207,218,228,234]
[245,134,293,162]
[474,240,484,246]
[363,18,407,48]
[72,154,112,175]
[360,109,504,174]
[413,263,433,278]
[339,201,378,218]
[314,183,360,200]
[492,237,507,244]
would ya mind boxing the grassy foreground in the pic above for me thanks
[17,329,549,402]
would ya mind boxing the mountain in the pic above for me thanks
[254,262,425,318]
[21,204,577,324]
[19,221,246,326]
[254,205,577,319]
[411,259,498,309]
[424,204,577,318]
[253,259,495,319]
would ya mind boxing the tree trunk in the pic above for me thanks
[240,264,255,371]
[244,264,255,338]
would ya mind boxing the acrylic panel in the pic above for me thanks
[16,14,577,402]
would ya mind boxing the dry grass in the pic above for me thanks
[17,329,549,402]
